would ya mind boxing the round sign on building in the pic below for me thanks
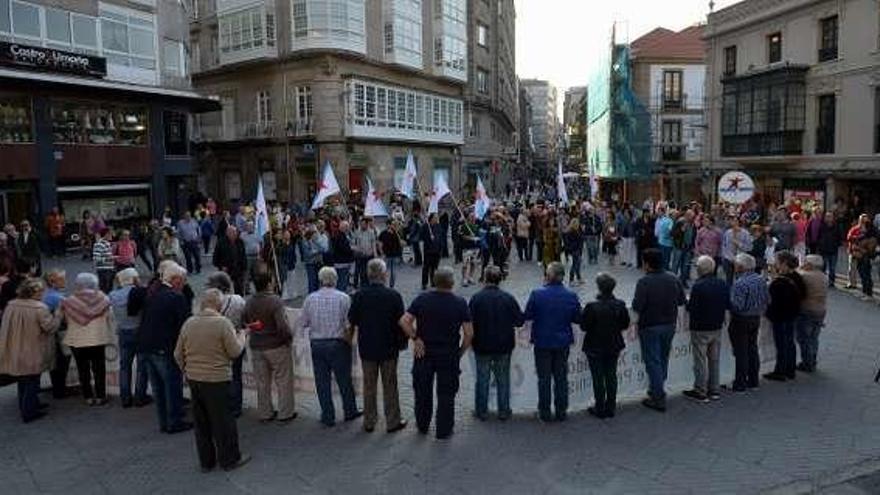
[717,171,755,204]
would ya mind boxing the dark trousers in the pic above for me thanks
[858,257,874,296]
[118,336,149,402]
[310,339,358,425]
[97,269,115,295]
[410,241,423,266]
[515,236,528,261]
[17,374,41,422]
[50,341,71,398]
[49,235,66,257]
[141,351,186,432]
[70,345,106,399]
[728,315,761,388]
[772,320,797,378]
[202,235,212,255]
[528,236,536,260]
[638,325,675,401]
[412,353,460,438]
[586,351,619,415]
[534,347,569,420]
[189,380,241,470]
[354,257,369,288]
[229,350,245,416]
[421,253,440,288]
[182,240,202,273]
[139,244,156,272]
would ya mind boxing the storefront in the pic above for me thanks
[0,40,219,228]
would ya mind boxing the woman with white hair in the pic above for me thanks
[62,272,115,406]
[109,268,151,408]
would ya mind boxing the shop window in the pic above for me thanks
[51,101,147,145]
[164,111,189,156]
[0,96,33,143]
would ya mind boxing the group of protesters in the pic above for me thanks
[0,187,873,473]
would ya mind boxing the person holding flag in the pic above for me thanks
[312,161,342,211]
[557,160,569,206]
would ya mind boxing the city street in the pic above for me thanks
[1,255,879,494]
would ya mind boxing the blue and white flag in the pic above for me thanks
[255,176,270,237]
[400,150,418,199]
[557,159,569,205]
[474,175,492,220]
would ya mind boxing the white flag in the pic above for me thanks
[255,176,270,237]
[557,159,569,205]
[364,177,388,217]
[311,161,342,210]
[428,173,451,214]
[400,150,418,199]
[474,175,492,220]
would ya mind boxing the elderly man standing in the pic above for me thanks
[399,266,472,439]
[175,289,249,472]
[727,253,770,392]
[797,254,828,373]
[300,267,360,427]
[137,262,193,433]
[352,217,379,288]
[177,211,203,275]
[524,261,581,422]
[110,268,151,408]
[632,248,686,412]
[243,273,297,423]
[348,259,407,433]
[469,265,523,421]
[240,222,262,294]
[684,256,729,403]
[722,216,753,285]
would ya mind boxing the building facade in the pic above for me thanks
[563,85,586,168]
[190,0,468,207]
[0,0,215,229]
[461,0,516,196]
[515,81,534,184]
[520,78,558,174]
[705,0,880,211]
[630,26,706,202]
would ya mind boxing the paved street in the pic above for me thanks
[1,254,880,494]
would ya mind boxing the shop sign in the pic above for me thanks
[717,171,755,204]
[0,42,107,78]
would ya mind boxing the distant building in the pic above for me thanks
[705,0,880,212]
[516,82,535,184]
[521,79,559,173]
[563,86,587,168]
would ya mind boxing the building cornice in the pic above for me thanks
[705,0,828,39]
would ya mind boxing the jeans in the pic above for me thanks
[638,324,675,401]
[772,320,797,378]
[690,330,721,395]
[659,245,673,271]
[305,263,319,294]
[728,315,761,389]
[858,257,874,296]
[354,257,369,288]
[422,253,440,288]
[202,235,212,255]
[585,236,600,264]
[71,345,106,400]
[586,351,619,415]
[823,252,838,287]
[515,236,528,261]
[413,352,460,438]
[97,269,115,295]
[118,333,149,402]
[336,265,351,292]
[569,253,583,282]
[182,240,202,273]
[534,347,569,420]
[410,241,423,266]
[796,313,823,370]
[189,380,241,470]
[49,235,66,257]
[675,249,693,285]
[384,257,399,288]
[362,358,401,430]
[17,374,41,422]
[140,351,186,432]
[310,339,358,425]
[474,353,512,419]
[229,350,245,416]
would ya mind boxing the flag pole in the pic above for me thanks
[413,172,435,241]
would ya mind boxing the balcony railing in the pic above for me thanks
[721,130,804,157]
[661,145,684,161]
[815,127,835,154]
[818,46,838,63]
[193,118,313,142]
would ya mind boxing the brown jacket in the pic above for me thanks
[174,309,245,382]
[0,299,62,376]
[242,293,292,350]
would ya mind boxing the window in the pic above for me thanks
[256,90,272,125]
[164,111,188,156]
[477,22,488,47]
[163,39,185,76]
[45,8,70,48]
[50,101,147,145]
[290,0,366,53]
[435,34,465,70]
[661,120,682,160]
[384,0,422,67]
[225,171,242,201]
[815,94,835,154]
[72,14,98,54]
[286,85,313,135]
[724,45,736,77]
[476,68,488,94]
[819,16,838,62]
[0,0,9,34]
[11,1,40,38]
[434,0,466,79]
[218,6,275,57]
[0,96,33,143]
[100,6,156,69]
[469,113,479,137]
[0,2,97,54]
[768,32,782,63]
[663,70,683,110]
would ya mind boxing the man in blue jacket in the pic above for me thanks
[684,256,729,403]
[524,262,581,422]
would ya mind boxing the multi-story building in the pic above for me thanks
[705,0,880,211]
[190,0,468,206]
[515,81,534,185]
[563,86,587,167]
[520,78,558,173]
[462,0,516,196]
[0,0,216,228]
[630,25,706,202]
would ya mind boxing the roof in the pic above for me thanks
[630,25,706,61]
[0,68,221,112]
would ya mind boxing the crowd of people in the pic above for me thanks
[0,189,873,472]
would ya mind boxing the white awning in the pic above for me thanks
[57,183,151,193]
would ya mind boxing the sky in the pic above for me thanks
[514,0,742,94]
